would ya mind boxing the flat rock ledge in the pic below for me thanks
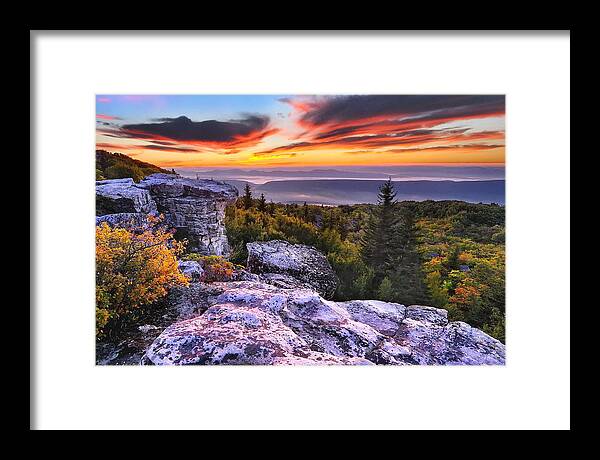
[96,178,157,215]
[144,281,505,366]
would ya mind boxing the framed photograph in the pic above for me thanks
[31,30,570,430]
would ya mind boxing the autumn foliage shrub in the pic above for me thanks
[96,221,188,338]
[181,253,235,282]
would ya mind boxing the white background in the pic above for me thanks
[32,31,570,430]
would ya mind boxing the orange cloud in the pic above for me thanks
[96,114,121,120]
[264,95,506,163]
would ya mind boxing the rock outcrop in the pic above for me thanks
[95,174,238,255]
[137,174,238,255]
[96,178,157,215]
[145,280,505,366]
[246,240,338,298]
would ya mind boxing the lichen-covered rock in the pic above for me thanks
[145,281,505,366]
[259,273,310,290]
[231,269,261,282]
[137,174,238,255]
[178,260,204,282]
[246,240,338,298]
[165,282,226,320]
[340,300,408,336]
[96,175,237,255]
[95,212,153,231]
[146,302,373,366]
[96,178,158,216]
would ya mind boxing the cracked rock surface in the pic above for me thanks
[145,280,505,366]
[96,174,238,255]
[96,178,157,215]
[246,240,339,299]
[137,174,238,255]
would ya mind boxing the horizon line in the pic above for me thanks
[171,162,506,169]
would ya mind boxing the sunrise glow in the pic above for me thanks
[96,95,505,168]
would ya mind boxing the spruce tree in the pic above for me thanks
[361,178,398,285]
[242,183,253,210]
[377,277,395,302]
[258,193,267,212]
[387,204,430,305]
[302,202,309,222]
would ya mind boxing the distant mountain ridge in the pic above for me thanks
[177,165,506,182]
[223,179,505,206]
[95,152,504,205]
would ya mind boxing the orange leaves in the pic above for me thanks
[95,221,188,337]
[201,259,235,283]
[458,251,473,264]
[181,254,236,283]
[449,284,481,306]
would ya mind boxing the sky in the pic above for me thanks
[96,95,505,169]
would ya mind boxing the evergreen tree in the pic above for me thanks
[328,208,336,229]
[268,201,276,216]
[389,205,415,265]
[360,178,398,284]
[258,193,267,212]
[243,183,253,210]
[377,277,395,302]
[337,213,349,240]
[387,205,430,305]
[302,202,309,221]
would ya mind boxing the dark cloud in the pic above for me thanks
[136,144,200,153]
[97,128,156,139]
[145,140,178,146]
[298,95,505,125]
[121,114,272,144]
[313,124,373,140]
[263,96,505,157]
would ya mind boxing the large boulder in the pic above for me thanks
[145,281,505,366]
[137,174,238,255]
[258,273,309,291]
[178,260,204,282]
[96,178,157,215]
[246,240,338,298]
